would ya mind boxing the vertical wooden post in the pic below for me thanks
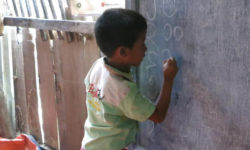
[53,36,99,150]
[0,29,16,138]
[22,28,42,141]
[12,28,29,133]
[36,30,59,149]
[0,36,5,136]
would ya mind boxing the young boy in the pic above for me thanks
[81,8,178,150]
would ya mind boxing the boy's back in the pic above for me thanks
[82,57,155,150]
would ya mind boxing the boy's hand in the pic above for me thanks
[163,57,178,81]
[149,57,178,123]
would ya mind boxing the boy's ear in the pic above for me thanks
[117,46,127,57]
[120,48,127,56]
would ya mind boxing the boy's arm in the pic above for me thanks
[149,58,178,123]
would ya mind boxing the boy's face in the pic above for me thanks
[126,31,147,66]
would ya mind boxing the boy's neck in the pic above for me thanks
[105,57,131,73]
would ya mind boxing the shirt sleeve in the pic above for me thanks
[118,82,156,122]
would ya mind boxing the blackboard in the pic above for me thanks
[136,0,250,149]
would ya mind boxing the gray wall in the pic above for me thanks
[137,0,250,149]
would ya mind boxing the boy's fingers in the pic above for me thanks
[168,58,175,63]
[170,58,176,65]
[163,58,177,66]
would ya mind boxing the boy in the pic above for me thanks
[81,9,178,150]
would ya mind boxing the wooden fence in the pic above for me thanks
[0,0,101,149]
[1,27,100,150]
[1,26,100,149]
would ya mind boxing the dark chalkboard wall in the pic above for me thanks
[136,0,250,149]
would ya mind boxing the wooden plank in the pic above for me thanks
[57,0,66,20]
[36,30,58,149]
[0,31,15,138]
[11,28,29,133]
[22,28,42,141]
[32,0,48,41]
[58,0,75,42]
[19,0,25,17]
[0,0,16,139]
[11,0,19,17]
[48,0,64,40]
[32,0,40,18]
[3,17,95,34]
[53,36,100,150]
[24,0,31,17]
[0,37,2,85]
[2,29,16,138]
[40,0,54,39]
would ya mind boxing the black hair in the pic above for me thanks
[94,8,147,57]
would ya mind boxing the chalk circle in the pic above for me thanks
[145,38,159,54]
[174,26,184,41]
[145,50,157,71]
[145,0,157,21]
[161,49,172,58]
[148,75,160,101]
[163,0,177,18]
[163,23,172,41]
[147,22,156,39]
[149,76,155,86]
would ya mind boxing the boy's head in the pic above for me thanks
[94,8,147,58]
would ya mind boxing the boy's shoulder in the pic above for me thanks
[86,57,132,87]
[85,57,137,105]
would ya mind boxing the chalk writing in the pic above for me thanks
[148,75,155,86]
[163,24,184,41]
[145,51,157,71]
[161,49,172,58]
[147,75,159,100]
[163,0,177,18]
[174,26,184,41]
[146,0,157,21]
[147,22,156,39]
[163,23,173,41]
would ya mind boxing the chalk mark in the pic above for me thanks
[161,49,172,58]
[145,51,157,71]
[163,23,173,41]
[147,22,157,39]
[163,0,177,18]
[146,0,157,21]
[174,26,184,41]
